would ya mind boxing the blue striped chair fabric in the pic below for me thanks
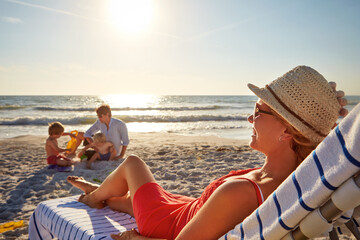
[29,195,137,240]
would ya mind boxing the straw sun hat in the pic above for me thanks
[248,65,341,143]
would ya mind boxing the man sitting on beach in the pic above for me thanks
[45,122,75,166]
[84,104,129,160]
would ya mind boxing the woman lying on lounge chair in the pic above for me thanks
[67,66,348,240]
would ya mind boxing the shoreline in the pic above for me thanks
[0,126,253,143]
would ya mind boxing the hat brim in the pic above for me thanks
[247,83,286,117]
[248,83,286,115]
[247,83,323,142]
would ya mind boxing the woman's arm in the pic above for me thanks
[176,179,259,240]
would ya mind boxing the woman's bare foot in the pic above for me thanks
[67,176,99,194]
[78,193,105,209]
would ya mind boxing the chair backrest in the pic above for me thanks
[220,103,360,240]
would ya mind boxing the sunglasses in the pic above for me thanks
[254,107,273,117]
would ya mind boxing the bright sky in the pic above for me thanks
[1,0,360,95]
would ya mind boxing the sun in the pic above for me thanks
[108,0,154,34]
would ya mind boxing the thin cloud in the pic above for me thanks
[6,0,106,23]
[2,16,23,24]
[6,0,181,40]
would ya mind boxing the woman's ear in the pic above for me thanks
[279,131,293,142]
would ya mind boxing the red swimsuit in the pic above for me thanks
[132,168,264,239]
[46,153,71,165]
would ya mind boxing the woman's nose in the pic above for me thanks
[248,115,253,123]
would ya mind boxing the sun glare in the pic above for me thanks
[101,94,157,108]
[108,0,154,34]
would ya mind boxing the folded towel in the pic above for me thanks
[221,103,360,240]
[28,195,137,240]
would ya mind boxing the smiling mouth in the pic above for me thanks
[251,128,257,137]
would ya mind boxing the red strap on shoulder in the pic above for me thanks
[235,177,264,206]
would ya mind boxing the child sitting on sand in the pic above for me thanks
[77,133,116,169]
[45,122,75,166]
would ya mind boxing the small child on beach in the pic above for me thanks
[77,133,116,169]
[45,122,75,166]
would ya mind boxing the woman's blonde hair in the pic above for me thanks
[271,110,319,162]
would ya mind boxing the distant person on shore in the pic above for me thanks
[45,122,76,166]
[84,104,129,160]
[78,133,117,169]
[68,66,348,240]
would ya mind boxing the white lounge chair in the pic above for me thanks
[28,195,137,239]
[29,103,360,240]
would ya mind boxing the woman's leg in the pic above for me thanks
[67,177,134,215]
[70,155,155,211]
[67,176,99,194]
[106,193,134,216]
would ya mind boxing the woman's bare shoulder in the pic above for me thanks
[215,179,259,207]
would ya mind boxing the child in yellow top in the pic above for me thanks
[78,132,116,169]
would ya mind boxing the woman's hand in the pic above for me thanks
[329,81,348,117]
[111,229,140,240]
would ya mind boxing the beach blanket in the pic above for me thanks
[28,195,137,240]
[221,103,360,240]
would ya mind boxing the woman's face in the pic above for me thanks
[247,100,287,154]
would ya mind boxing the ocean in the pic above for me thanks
[0,95,359,140]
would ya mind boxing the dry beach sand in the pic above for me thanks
[0,133,355,239]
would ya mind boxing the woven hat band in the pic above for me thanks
[265,85,327,137]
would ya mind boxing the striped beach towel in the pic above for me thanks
[28,195,137,240]
[221,103,360,240]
